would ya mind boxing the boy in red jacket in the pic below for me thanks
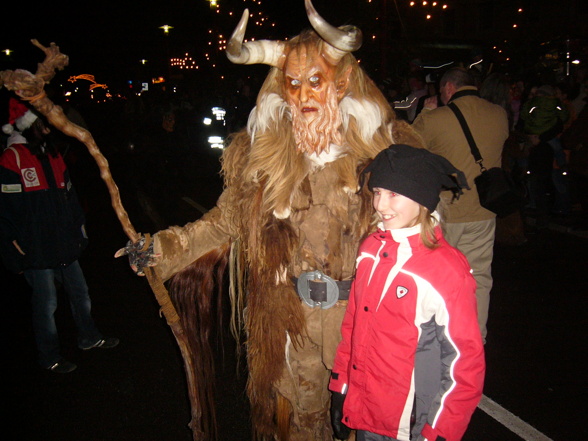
[329,144,485,441]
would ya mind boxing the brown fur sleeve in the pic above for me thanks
[152,130,252,282]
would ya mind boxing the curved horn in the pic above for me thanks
[305,0,362,63]
[226,9,285,67]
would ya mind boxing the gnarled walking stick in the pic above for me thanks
[0,40,205,441]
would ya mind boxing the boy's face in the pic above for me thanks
[372,188,421,230]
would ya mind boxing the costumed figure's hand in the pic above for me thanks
[330,391,351,440]
[114,235,160,276]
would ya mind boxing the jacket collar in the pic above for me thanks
[448,86,479,104]
[376,211,441,242]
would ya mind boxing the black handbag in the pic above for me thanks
[448,102,525,218]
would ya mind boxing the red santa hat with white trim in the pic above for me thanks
[2,97,38,135]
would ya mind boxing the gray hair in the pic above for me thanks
[440,67,475,89]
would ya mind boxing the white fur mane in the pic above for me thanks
[247,93,289,141]
[339,97,383,142]
[247,93,383,146]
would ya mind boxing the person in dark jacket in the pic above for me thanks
[0,98,118,373]
[329,145,485,441]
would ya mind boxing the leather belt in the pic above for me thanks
[293,271,352,309]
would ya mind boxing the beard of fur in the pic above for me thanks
[290,82,342,155]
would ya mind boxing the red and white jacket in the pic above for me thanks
[329,222,485,441]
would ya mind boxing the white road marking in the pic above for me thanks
[478,395,553,441]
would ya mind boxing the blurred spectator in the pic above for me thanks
[520,85,571,215]
[131,105,190,230]
[520,84,569,141]
[0,101,118,374]
[393,71,428,123]
[526,134,555,229]
[509,80,525,129]
[556,83,578,132]
[480,73,514,127]
[570,68,587,116]
[561,105,588,222]
[480,73,527,245]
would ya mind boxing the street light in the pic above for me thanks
[159,25,174,34]
[158,25,173,88]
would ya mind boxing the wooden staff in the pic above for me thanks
[0,40,204,441]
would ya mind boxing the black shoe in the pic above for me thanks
[82,337,120,350]
[47,359,77,374]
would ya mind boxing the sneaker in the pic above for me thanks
[82,337,120,350]
[47,359,77,374]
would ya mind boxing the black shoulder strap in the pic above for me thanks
[447,102,485,169]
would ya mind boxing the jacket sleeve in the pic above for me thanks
[152,187,238,282]
[0,159,22,241]
[329,276,357,394]
[0,155,27,272]
[421,271,485,441]
[411,111,426,135]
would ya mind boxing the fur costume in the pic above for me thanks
[150,5,424,441]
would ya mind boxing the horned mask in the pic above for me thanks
[226,0,363,70]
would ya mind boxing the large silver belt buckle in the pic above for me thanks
[297,270,339,309]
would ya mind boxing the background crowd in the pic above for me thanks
[388,62,588,244]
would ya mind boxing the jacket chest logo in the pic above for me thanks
[21,167,40,187]
[1,183,22,193]
[396,285,409,299]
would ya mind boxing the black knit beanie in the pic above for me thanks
[364,144,469,212]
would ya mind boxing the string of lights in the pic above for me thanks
[5,0,575,104]
[408,1,449,20]
[163,0,275,74]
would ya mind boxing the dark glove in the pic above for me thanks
[114,234,160,276]
[330,391,351,440]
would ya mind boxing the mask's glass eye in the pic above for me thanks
[290,78,301,88]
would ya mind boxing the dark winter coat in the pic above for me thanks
[0,144,87,272]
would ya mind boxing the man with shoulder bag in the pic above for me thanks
[412,67,509,343]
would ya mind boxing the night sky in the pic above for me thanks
[0,1,310,82]
[1,0,586,91]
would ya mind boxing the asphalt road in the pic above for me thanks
[2,154,586,441]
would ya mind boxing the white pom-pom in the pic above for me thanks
[2,123,14,135]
